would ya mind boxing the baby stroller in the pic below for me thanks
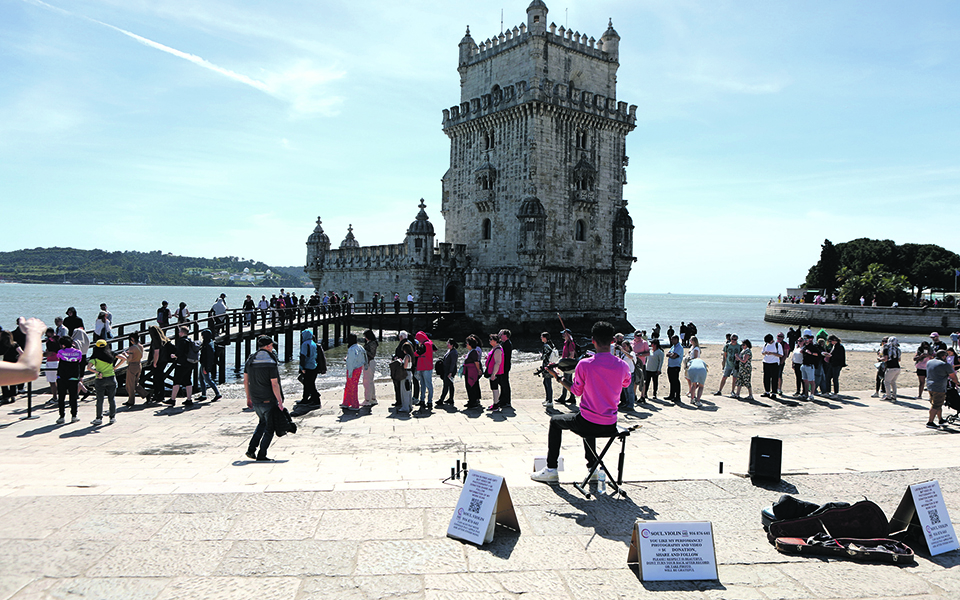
[944,384,960,426]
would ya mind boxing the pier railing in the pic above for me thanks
[38,301,465,395]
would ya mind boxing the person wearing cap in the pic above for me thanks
[714,334,740,397]
[930,332,948,354]
[87,339,124,426]
[924,350,958,429]
[156,301,171,328]
[244,335,284,462]
[555,329,577,406]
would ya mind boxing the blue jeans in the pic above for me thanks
[248,402,276,460]
[415,369,433,404]
[199,370,220,398]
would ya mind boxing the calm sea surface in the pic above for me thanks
[0,285,933,390]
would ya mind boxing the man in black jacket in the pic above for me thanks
[245,336,284,462]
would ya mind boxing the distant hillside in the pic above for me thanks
[0,247,308,287]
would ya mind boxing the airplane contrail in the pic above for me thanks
[24,0,272,94]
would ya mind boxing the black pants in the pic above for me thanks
[58,379,79,418]
[667,366,681,399]
[557,373,576,402]
[643,369,659,397]
[829,366,843,394]
[248,402,276,460]
[547,412,619,470]
[763,362,779,394]
[793,363,803,394]
[301,368,320,403]
[439,376,455,403]
[498,372,511,406]
[464,378,481,407]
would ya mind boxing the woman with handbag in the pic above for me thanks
[462,335,483,410]
[436,339,458,407]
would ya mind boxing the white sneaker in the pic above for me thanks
[870,393,880,398]
[542,399,553,407]
[56,417,65,424]
[91,419,102,426]
[108,417,116,425]
[70,416,80,423]
[530,467,559,483]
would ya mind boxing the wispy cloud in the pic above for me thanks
[22,0,344,115]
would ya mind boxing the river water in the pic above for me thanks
[0,284,933,390]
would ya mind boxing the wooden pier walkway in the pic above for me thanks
[22,302,465,407]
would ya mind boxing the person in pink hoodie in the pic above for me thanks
[532,321,632,483]
[413,331,435,410]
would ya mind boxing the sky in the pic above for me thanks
[2,0,959,296]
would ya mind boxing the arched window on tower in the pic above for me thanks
[575,219,586,242]
[484,130,494,150]
[482,218,492,240]
[576,129,587,150]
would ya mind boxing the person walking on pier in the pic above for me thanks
[341,333,366,411]
[244,335,284,462]
[361,329,378,407]
[166,326,195,407]
[243,295,255,325]
[120,332,144,407]
[210,295,227,335]
[198,329,222,402]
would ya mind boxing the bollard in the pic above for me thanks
[21,382,38,420]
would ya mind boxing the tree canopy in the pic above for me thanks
[805,238,960,303]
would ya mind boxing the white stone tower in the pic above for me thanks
[441,1,637,326]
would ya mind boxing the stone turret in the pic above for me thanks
[405,199,435,264]
[340,224,359,249]
[526,0,548,35]
[304,217,331,284]
[458,27,476,66]
[600,18,620,60]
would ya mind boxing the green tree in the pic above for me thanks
[839,263,910,306]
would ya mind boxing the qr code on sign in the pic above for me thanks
[468,498,482,514]
[929,508,941,525]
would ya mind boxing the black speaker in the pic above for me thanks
[749,436,782,481]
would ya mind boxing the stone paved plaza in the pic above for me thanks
[0,368,958,599]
